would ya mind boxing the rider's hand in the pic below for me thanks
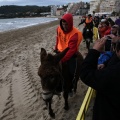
[97,64,105,70]
[53,49,60,54]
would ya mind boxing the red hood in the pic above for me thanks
[60,13,73,33]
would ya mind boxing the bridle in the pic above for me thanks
[41,85,62,102]
[41,73,63,101]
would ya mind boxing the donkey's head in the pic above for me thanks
[38,47,69,101]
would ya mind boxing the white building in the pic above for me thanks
[89,0,120,14]
[100,0,120,13]
[89,0,102,14]
[51,5,57,16]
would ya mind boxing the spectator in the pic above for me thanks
[97,25,119,69]
[115,16,120,27]
[54,13,83,94]
[98,20,111,38]
[107,18,115,27]
[78,14,94,42]
[80,37,120,120]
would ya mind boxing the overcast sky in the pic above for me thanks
[0,0,90,6]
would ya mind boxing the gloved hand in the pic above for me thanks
[53,49,60,54]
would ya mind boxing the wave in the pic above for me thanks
[0,17,58,32]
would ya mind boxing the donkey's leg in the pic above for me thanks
[63,91,69,110]
[46,101,55,118]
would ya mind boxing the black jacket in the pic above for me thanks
[80,49,120,120]
[78,19,94,28]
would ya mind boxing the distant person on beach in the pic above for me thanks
[79,36,120,120]
[78,14,94,42]
[54,13,83,94]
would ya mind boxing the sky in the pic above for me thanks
[0,0,90,6]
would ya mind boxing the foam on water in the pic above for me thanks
[0,17,58,32]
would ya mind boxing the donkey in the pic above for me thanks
[38,47,83,118]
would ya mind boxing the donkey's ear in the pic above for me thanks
[40,48,47,63]
[54,47,69,63]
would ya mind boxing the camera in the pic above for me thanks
[105,36,112,51]
[106,36,112,41]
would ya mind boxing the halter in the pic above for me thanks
[41,73,63,101]
[42,87,61,101]
[42,90,53,101]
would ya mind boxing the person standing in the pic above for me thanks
[115,16,120,27]
[54,13,83,94]
[79,37,120,120]
[78,14,94,42]
[98,20,111,38]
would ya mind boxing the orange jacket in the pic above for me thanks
[57,26,82,52]
[85,17,92,23]
[55,13,83,62]
[98,26,111,38]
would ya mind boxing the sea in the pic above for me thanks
[0,17,58,32]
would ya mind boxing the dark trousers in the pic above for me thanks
[62,55,77,92]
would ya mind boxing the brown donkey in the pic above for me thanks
[38,47,83,118]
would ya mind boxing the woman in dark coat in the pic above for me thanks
[79,37,120,120]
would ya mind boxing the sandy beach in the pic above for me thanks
[0,16,92,120]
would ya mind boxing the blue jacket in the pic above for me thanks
[98,51,113,65]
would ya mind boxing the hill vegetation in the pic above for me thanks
[0,5,51,18]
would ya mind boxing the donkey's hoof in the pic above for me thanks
[49,112,55,118]
[64,105,69,110]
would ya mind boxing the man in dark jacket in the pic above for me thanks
[79,37,120,120]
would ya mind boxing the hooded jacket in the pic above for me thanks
[98,26,111,38]
[55,13,83,62]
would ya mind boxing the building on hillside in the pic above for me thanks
[100,0,120,14]
[56,8,64,16]
[115,0,120,13]
[78,2,89,15]
[51,5,57,16]
[89,0,103,14]
[67,2,89,15]
[66,3,74,13]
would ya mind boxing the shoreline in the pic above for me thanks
[0,20,59,44]
[0,17,59,34]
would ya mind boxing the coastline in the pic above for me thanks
[0,20,59,44]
